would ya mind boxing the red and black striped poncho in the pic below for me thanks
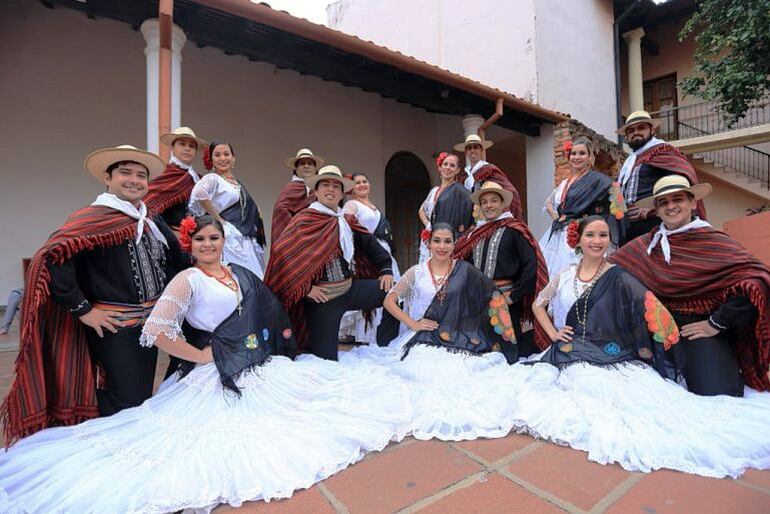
[270,180,314,247]
[610,227,770,391]
[144,163,196,218]
[264,208,378,352]
[2,206,140,443]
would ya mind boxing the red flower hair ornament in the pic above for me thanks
[563,140,573,158]
[566,220,580,250]
[202,146,213,171]
[435,152,448,171]
[179,216,197,253]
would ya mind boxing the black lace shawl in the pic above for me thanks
[402,260,518,363]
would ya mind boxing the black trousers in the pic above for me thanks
[86,325,158,416]
[304,279,398,360]
[671,313,744,397]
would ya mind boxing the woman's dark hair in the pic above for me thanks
[430,222,457,241]
[191,215,225,237]
[577,215,608,237]
[208,140,235,156]
[350,172,368,180]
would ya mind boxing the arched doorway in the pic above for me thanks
[385,151,431,271]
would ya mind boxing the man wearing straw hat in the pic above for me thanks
[453,181,549,357]
[616,110,705,242]
[265,165,396,360]
[2,145,189,443]
[454,134,524,219]
[144,126,208,232]
[270,148,323,246]
[611,175,770,397]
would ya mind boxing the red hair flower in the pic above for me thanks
[435,152,448,171]
[420,228,431,243]
[179,216,197,253]
[566,220,580,249]
[202,146,213,171]
[563,140,573,157]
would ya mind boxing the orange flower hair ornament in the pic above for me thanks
[566,220,580,250]
[179,216,197,253]
[563,140,573,157]
[202,146,213,171]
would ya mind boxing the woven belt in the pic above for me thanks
[316,278,352,301]
[91,299,158,329]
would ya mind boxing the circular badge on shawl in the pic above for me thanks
[492,343,501,352]
[603,342,621,356]
[282,328,293,339]
[244,333,258,350]
[638,347,653,360]
[439,331,452,343]
[559,342,573,353]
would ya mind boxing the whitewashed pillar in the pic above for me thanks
[140,19,186,153]
[623,27,645,113]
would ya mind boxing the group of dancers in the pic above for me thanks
[2,111,770,513]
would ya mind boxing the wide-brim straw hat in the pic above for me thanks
[453,134,494,152]
[635,174,712,210]
[616,110,662,135]
[285,148,325,170]
[304,164,355,192]
[159,126,208,148]
[84,145,165,181]
[470,180,513,208]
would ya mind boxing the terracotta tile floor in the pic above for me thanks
[1,316,770,514]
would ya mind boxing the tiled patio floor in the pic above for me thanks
[2,318,769,514]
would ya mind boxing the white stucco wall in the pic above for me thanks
[328,0,539,102]
[0,1,460,299]
[525,126,556,238]
[533,0,617,139]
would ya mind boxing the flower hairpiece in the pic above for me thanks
[179,216,197,253]
[566,220,580,250]
[435,152,448,171]
[563,140,573,157]
[202,146,213,171]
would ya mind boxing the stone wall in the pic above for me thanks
[551,120,626,186]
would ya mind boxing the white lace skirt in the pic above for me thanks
[339,332,520,441]
[538,225,579,279]
[222,222,265,280]
[505,359,770,478]
[0,356,411,514]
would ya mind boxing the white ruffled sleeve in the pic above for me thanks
[343,200,358,216]
[535,270,561,317]
[188,173,220,215]
[388,264,416,304]
[140,270,194,348]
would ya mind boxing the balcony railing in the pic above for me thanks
[649,99,770,189]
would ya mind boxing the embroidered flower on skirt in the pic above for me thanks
[244,333,258,350]
[603,341,621,356]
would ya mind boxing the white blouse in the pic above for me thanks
[189,173,241,215]
[535,263,614,329]
[344,200,381,234]
[140,267,241,347]
[388,261,442,321]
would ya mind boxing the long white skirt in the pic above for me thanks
[338,331,520,441]
[222,221,265,280]
[538,225,578,279]
[0,356,411,514]
[506,359,770,478]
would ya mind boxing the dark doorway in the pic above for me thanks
[385,151,431,271]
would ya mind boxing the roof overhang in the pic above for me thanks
[42,0,568,136]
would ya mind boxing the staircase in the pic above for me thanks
[689,155,770,202]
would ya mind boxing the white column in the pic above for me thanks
[462,114,484,137]
[141,19,187,153]
[623,27,645,113]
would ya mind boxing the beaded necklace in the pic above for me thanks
[572,259,606,341]
[198,265,243,316]
[428,258,455,305]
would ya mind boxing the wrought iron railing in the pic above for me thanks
[650,99,770,189]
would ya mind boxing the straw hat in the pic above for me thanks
[304,165,355,192]
[84,145,165,181]
[635,174,712,210]
[616,110,662,135]
[285,148,325,170]
[470,181,513,207]
[159,126,208,148]
[453,134,494,152]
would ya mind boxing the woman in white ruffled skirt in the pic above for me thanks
[0,216,410,514]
